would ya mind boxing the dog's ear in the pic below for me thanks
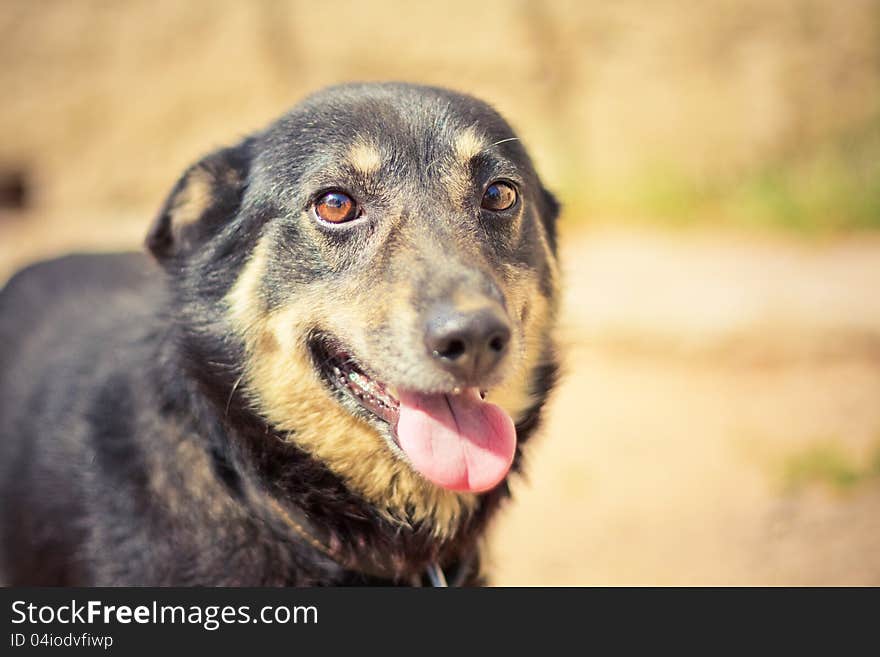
[146,142,251,262]
[539,185,560,254]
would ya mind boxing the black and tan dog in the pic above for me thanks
[0,83,559,585]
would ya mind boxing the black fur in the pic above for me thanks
[0,83,559,585]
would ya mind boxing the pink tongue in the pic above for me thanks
[395,388,516,492]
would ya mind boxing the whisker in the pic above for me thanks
[225,373,245,418]
[488,136,520,149]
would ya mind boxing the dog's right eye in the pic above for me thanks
[313,191,359,224]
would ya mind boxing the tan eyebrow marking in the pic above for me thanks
[454,127,488,163]
[347,141,383,176]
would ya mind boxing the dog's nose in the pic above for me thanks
[425,303,511,383]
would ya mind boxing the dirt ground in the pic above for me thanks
[490,227,880,585]
[3,216,879,586]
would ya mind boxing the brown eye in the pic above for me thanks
[314,191,358,224]
[481,181,517,211]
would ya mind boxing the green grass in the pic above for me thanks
[561,116,880,234]
[731,141,880,233]
[780,440,880,494]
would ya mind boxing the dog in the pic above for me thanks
[0,83,560,585]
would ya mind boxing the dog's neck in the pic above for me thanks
[229,414,505,582]
[240,474,489,585]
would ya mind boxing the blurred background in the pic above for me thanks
[1,0,879,584]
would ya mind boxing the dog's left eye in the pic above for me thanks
[314,192,359,224]
[481,181,518,211]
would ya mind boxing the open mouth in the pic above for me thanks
[310,334,401,427]
[309,333,517,493]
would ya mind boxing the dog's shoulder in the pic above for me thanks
[2,251,157,304]
[0,251,163,421]
[0,252,173,585]
[1,252,159,336]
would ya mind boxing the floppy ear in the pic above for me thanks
[146,142,251,261]
[539,186,560,254]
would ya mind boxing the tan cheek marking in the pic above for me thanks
[225,244,475,536]
[489,272,556,426]
[348,141,383,177]
[226,235,272,329]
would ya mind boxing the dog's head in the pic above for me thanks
[147,83,559,534]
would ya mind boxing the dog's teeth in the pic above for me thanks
[452,386,462,395]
